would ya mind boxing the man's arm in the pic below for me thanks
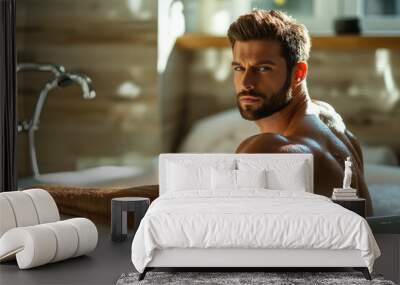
[235,133,345,200]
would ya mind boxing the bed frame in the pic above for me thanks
[139,248,371,280]
[138,154,372,281]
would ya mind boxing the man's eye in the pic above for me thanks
[257,66,271,72]
[233,66,244,72]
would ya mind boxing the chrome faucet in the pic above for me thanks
[17,63,96,177]
[57,72,96,99]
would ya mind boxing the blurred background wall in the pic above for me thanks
[164,0,400,160]
[15,0,400,185]
[171,48,400,156]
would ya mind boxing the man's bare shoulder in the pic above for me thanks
[235,133,311,154]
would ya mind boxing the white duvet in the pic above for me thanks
[131,190,380,273]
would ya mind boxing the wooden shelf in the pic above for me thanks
[176,34,400,50]
[176,34,230,49]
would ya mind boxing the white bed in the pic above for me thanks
[131,154,380,281]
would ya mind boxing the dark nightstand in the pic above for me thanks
[332,198,366,218]
[111,197,150,242]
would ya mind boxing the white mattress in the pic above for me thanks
[131,190,380,273]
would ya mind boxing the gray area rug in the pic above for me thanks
[116,271,396,285]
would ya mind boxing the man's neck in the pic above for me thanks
[255,85,312,135]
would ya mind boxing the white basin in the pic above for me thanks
[18,165,156,189]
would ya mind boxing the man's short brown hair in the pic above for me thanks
[227,10,311,72]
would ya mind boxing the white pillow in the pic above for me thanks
[237,159,309,192]
[267,164,307,191]
[211,169,267,190]
[167,162,210,191]
[237,169,267,188]
[211,168,236,190]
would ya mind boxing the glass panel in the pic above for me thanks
[364,0,400,16]
[251,0,314,17]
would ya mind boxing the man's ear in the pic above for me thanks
[291,62,308,86]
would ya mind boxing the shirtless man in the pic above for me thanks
[228,10,371,214]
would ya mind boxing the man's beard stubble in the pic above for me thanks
[236,75,292,121]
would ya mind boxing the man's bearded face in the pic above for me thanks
[232,40,293,121]
[236,74,292,120]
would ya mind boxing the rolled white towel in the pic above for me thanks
[0,192,39,227]
[0,218,98,269]
[23,189,59,224]
[64,218,98,257]
[0,196,17,237]
[42,221,79,263]
[0,225,57,268]
[0,189,60,235]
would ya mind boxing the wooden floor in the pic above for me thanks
[0,225,134,285]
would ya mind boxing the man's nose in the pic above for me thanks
[241,70,255,90]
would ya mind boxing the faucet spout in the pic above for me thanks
[57,72,96,99]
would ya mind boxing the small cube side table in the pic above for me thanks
[332,198,366,218]
[111,197,150,242]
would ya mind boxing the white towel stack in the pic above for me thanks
[332,188,358,200]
